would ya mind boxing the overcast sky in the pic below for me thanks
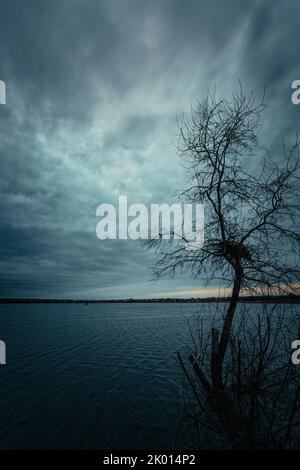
[0,0,299,298]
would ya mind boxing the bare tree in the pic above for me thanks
[146,87,300,446]
[178,304,300,449]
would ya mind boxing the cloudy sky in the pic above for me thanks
[0,0,299,299]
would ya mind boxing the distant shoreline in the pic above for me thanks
[1,295,300,304]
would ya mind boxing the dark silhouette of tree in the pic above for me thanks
[178,304,300,448]
[146,87,300,447]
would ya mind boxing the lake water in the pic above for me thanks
[0,303,203,449]
[0,302,298,449]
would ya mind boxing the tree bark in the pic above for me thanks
[218,265,243,368]
[211,327,221,388]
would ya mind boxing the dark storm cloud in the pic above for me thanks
[0,0,299,298]
[0,0,123,123]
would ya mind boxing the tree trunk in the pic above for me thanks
[211,327,221,388]
[218,265,243,372]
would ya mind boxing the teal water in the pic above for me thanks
[0,302,297,449]
[0,303,200,449]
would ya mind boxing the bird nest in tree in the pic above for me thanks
[215,240,252,261]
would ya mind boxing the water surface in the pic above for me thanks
[0,302,201,449]
[0,302,297,449]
